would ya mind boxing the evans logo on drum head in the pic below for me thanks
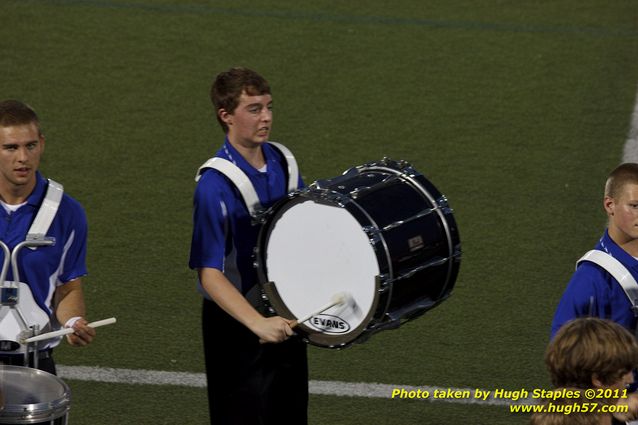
[309,314,351,334]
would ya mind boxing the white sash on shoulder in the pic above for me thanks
[27,179,63,248]
[577,250,638,315]
[194,142,300,218]
[195,157,262,217]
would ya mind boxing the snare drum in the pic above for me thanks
[255,158,461,348]
[0,365,70,424]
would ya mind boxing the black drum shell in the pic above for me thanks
[255,160,461,348]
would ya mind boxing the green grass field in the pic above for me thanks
[2,0,638,423]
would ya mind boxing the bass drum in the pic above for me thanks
[255,159,461,348]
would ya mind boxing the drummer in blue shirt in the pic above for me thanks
[0,100,95,374]
[552,163,638,338]
[189,67,308,425]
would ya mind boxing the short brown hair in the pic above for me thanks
[604,163,638,199]
[209,67,271,133]
[0,100,41,134]
[546,317,638,388]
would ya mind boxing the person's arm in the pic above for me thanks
[199,267,292,343]
[54,278,96,346]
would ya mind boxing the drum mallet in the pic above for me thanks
[20,317,117,344]
[291,292,355,328]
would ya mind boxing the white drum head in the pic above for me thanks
[264,199,380,337]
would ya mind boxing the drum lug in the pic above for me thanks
[436,196,453,214]
[250,206,269,225]
[307,187,351,207]
[349,186,371,200]
[379,157,409,170]
[362,225,380,235]
[362,226,383,247]
[259,281,281,317]
[376,274,391,293]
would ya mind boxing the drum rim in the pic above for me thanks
[256,195,384,348]
[0,365,71,423]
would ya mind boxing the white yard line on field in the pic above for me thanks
[623,85,638,163]
[57,365,533,407]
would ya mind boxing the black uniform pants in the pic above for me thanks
[0,349,56,375]
[202,299,308,425]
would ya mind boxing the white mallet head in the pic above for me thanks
[330,291,360,317]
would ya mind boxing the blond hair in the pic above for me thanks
[604,163,638,199]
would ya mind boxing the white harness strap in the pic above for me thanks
[0,179,62,353]
[27,179,64,248]
[195,157,262,217]
[194,142,300,218]
[268,142,299,192]
[577,250,638,317]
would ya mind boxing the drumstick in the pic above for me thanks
[290,292,352,328]
[21,317,117,344]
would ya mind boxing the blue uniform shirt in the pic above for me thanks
[551,229,637,338]
[0,172,88,316]
[189,139,303,297]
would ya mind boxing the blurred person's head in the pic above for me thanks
[547,317,638,389]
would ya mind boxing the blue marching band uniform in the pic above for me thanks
[552,230,638,339]
[190,139,308,424]
[0,172,88,373]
